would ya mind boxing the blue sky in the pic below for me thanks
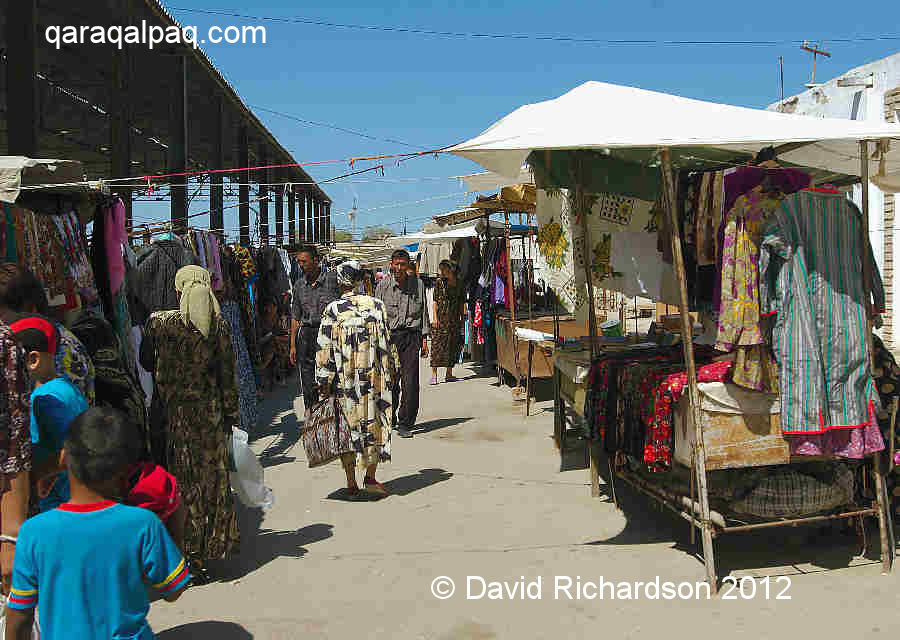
[134,1,900,241]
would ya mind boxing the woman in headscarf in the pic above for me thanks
[139,265,240,575]
[429,259,465,384]
[316,261,396,496]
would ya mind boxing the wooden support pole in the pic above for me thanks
[288,184,296,246]
[570,157,604,499]
[305,197,314,244]
[110,12,133,231]
[524,342,534,419]
[169,55,189,232]
[326,202,332,246]
[660,148,718,592]
[259,151,270,246]
[238,126,250,246]
[861,139,893,573]
[275,174,284,247]
[5,0,39,157]
[504,212,516,321]
[210,96,225,239]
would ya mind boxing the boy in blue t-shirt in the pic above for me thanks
[8,315,89,511]
[6,407,191,640]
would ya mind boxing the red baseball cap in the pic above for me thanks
[127,462,181,521]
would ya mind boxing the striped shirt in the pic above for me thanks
[760,190,884,434]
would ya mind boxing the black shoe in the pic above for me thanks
[395,427,413,439]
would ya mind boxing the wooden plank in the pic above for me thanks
[673,399,789,470]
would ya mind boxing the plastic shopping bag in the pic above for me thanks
[229,428,275,510]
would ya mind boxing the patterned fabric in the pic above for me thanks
[231,245,257,280]
[70,312,148,453]
[221,300,258,431]
[139,311,240,566]
[334,260,362,288]
[713,167,811,312]
[301,398,353,468]
[645,361,735,471]
[871,334,900,466]
[716,186,784,351]
[729,464,855,518]
[430,277,464,368]
[695,171,724,266]
[55,323,96,406]
[315,294,395,467]
[0,320,31,479]
[760,190,884,439]
[131,240,200,324]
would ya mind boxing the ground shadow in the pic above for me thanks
[384,468,453,496]
[259,454,297,469]
[325,487,388,502]
[156,621,253,639]
[415,417,472,434]
[254,411,302,465]
[466,363,502,381]
[582,450,867,578]
[558,438,589,472]
[214,502,334,581]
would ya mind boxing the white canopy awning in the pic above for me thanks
[457,167,534,192]
[386,224,480,247]
[446,81,900,180]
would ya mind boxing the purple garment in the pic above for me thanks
[493,275,505,306]
[105,199,127,296]
[713,167,810,313]
[205,233,224,291]
[788,425,885,460]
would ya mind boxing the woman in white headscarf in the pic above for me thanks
[139,265,240,577]
[315,260,396,496]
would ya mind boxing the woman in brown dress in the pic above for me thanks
[430,260,465,384]
[139,265,240,578]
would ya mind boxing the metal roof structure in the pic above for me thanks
[0,0,332,246]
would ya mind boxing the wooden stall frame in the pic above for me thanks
[574,144,893,593]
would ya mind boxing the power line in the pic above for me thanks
[249,105,425,149]
[171,7,900,46]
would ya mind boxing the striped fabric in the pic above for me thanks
[760,190,884,435]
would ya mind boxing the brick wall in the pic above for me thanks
[882,88,900,347]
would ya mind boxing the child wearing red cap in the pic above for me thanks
[8,314,89,512]
[125,461,186,551]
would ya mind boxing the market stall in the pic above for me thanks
[448,80,900,591]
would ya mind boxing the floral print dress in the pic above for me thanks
[430,277,464,369]
[715,186,781,393]
[315,294,395,467]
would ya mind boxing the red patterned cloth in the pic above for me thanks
[644,360,734,471]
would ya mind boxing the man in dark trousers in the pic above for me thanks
[289,245,341,420]
[376,249,429,438]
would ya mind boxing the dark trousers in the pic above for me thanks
[297,324,320,411]
[391,329,421,428]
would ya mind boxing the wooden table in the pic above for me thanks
[552,349,592,452]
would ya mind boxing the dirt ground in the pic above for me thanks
[148,359,900,639]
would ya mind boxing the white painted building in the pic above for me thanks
[770,53,900,347]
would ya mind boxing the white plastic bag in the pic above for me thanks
[229,428,275,510]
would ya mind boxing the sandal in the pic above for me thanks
[346,486,361,498]
[429,377,438,385]
[363,477,389,495]
[445,375,458,383]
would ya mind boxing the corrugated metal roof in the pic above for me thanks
[145,0,331,204]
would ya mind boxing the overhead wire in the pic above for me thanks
[170,7,900,46]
